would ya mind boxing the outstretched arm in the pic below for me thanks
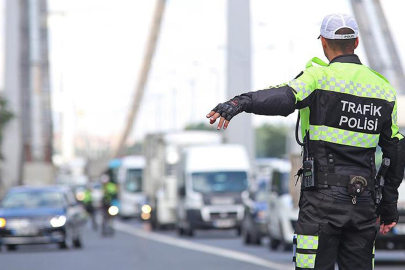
[207,69,318,129]
[206,85,297,130]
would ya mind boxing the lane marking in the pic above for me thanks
[114,221,291,270]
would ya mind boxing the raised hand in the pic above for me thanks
[206,99,242,130]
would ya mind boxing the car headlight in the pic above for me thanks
[50,215,67,228]
[0,218,6,228]
[187,192,204,209]
[141,204,152,214]
[76,191,85,201]
[108,206,119,216]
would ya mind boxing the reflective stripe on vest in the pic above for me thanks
[310,125,379,148]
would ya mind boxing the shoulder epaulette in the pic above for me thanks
[306,57,328,69]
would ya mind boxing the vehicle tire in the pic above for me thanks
[242,226,251,245]
[60,227,74,249]
[283,243,293,251]
[186,226,194,237]
[254,233,262,245]
[101,219,108,236]
[236,226,242,236]
[269,234,280,251]
[6,245,17,251]
[150,211,162,231]
[73,236,83,249]
[177,225,185,236]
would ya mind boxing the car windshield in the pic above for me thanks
[0,190,66,209]
[125,169,143,193]
[255,181,269,202]
[192,171,248,194]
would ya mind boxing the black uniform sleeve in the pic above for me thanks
[232,85,297,117]
[378,105,405,203]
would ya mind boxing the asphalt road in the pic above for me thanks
[0,218,404,270]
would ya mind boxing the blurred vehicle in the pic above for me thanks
[266,161,298,251]
[91,182,103,209]
[56,158,89,187]
[176,144,250,236]
[375,179,405,249]
[241,179,271,245]
[117,156,146,219]
[143,131,222,229]
[0,186,87,250]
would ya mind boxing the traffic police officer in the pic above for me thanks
[206,14,405,269]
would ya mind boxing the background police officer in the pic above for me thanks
[207,14,405,270]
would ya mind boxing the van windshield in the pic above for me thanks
[191,171,248,194]
[125,169,143,193]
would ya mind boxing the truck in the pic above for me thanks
[143,131,222,229]
[116,156,146,219]
[176,144,251,236]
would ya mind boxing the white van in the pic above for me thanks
[176,144,251,236]
[117,156,146,219]
[375,179,405,249]
[266,160,298,250]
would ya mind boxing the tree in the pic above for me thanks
[185,122,289,158]
[184,122,215,131]
[255,124,289,158]
[0,95,14,159]
[125,142,143,156]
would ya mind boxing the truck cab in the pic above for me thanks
[176,144,250,236]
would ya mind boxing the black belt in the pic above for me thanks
[316,173,374,190]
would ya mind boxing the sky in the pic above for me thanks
[3,0,405,150]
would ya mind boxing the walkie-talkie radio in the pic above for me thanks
[295,113,317,189]
[302,159,316,189]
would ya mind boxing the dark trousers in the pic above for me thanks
[294,186,378,270]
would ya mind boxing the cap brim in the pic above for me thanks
[317,35,321,39]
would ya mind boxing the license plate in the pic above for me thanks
[393,224,405,235]
[13,228,39,236]
[214,219,235,228]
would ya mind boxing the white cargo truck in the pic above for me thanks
[143,131,222,229]
[176,144,251,236]
[117,156,146,219]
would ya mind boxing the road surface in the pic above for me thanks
[0,218,404,270]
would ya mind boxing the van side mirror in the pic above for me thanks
[178,186,186,197]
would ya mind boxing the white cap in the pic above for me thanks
[319,14,359,39]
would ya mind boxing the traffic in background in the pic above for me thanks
[1,0,405,270]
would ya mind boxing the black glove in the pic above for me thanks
[211,98,243,121]
[377,201,399,225]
